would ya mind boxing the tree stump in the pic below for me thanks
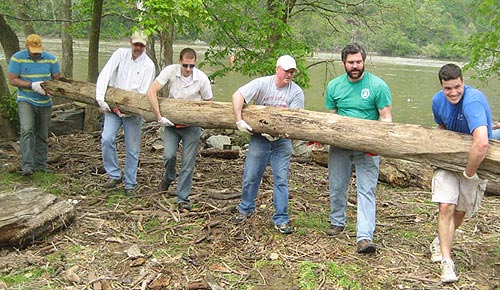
[0,187,76,248]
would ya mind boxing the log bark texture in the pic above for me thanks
[0,187,76,248]
[42,78,500,183]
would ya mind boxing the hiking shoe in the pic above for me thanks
[158,179,170,192]
[430,236,442,262]
[274,223,292,234]
[19,168,34,176]
[124,188,136,197]
[326,225,345,236]
[234,212,252,224]
[178,202,192,211]
[103,178,122,189]
[441,259,458,283]
[357,239,376,254]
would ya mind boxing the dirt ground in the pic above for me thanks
[0,126,499,290]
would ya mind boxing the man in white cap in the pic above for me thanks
[232,55,304,234]
[95,31,155,196]
[8,34,60,176]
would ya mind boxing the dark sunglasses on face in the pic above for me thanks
[182,64,196,68]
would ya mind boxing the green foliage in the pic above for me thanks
[297,261,361,289]
[203,0,312,88]
[0,266,55,288]
[0,90,19,123]
[464,0,500,81]
[139,0,208,38]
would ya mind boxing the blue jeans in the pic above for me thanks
[238,135,293,225]
[328,147,380,242]
[18,101,52,171]
[101,112,143,189]
[492,129,500,140]
[162,126,201,204]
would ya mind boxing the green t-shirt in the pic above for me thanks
[325,72,392,120]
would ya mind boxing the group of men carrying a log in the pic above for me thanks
[8,32,497,284]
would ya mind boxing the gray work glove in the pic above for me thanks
[158,116,174,126]
[31,81,46,95]
[97,100,110,112]
[236,120,253,133]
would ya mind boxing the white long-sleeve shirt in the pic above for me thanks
[96,47,155,101]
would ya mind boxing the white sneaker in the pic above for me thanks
[430,236,442,262]
[441,259,458,283]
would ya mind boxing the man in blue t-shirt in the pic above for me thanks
[8,34,60,176]
[429,63,491,283]
[324,43,392,254]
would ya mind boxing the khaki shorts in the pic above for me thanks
[432,169,487,217]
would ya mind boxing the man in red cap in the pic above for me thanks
[8,34,60,176]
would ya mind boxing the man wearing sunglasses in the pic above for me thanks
[147,48,213,211]
[95,31,156,197]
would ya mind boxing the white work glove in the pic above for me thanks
[31,81,46,95]
[158,116,174,126]
[459,170,487,217]
[97,100,110,112]
[462,171,479,181]
[261,133,279,142]
[236,120,253,133]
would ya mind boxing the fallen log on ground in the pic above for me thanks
[42,78,500,186]
[0,187,76,248]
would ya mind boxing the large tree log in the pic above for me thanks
[0,187,76,248]
[42,78,500,184]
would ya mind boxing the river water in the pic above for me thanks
[3,39,499,127]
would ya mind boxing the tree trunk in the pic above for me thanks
[84,0,104,132]
[41,78,500,183]
[0,187,76,248]
[0,14,20,63]
[61,0,74,79]
[87,0,103,83]
[159,25,174,98]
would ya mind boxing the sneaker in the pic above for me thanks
[124,188,136,197]
[178,202,192,211]
[441,259,458,283]
[357,239,376,254]
[326,225,345,236]
[18,168,34,176]
[430,236,442,262]
[103,178,122,189]
[234,212,252,224]
[274,223,292,234]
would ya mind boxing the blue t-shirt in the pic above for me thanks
[325,72,392,120]
[432,85,492,138]
[8,50,60,106]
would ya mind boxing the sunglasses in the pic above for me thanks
[182,64,195,68]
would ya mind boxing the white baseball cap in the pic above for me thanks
[276,55,297,70]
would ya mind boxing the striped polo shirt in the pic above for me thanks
[8,50,60,106]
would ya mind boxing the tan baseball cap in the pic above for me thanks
[131,31,147,45]
[26,34,43,53]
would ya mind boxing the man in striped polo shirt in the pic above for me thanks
[8,34,60,176]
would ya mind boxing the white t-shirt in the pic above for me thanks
[238,75,304,109]
[155,64,213,101]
